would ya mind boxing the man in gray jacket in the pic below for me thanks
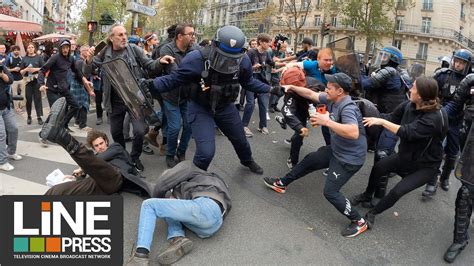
[126,160,231,266]
[84,24,171,171]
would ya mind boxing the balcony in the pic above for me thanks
[396,24,474,50]
[416,53,428,60]
[422,3,433,11]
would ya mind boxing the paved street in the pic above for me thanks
[2,103,473,265]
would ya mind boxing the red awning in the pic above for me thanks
[0,14,42,33]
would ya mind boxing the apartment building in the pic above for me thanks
[270,0,473,74]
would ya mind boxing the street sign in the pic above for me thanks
[126,2,157,17]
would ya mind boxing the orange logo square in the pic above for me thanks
[46,237,61,252]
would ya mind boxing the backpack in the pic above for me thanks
[338,97,382,141]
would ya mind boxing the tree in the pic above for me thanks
[276,0,313,52]
[75,0,128,44]
[242,2,278,37]
[340,0,395,63]
[157,0,205,26]
[390,0,415,44]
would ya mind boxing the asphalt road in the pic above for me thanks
[6,102,474,265]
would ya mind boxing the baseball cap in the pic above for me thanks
[281,67,306,87]
[324,73,353,92]
[59,39,71,47]
[302,37,314,46]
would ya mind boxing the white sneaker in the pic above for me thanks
[39,138,49,147]
[266,112,271,121]
[0,162,14,171]
[244,127,253,138]
[258,127,269,135]
[8,154,22,160]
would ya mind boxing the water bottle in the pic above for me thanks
[308,104,317,116]
[27,64,33,78]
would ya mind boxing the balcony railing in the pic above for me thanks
[422,3,433,11]
[396,24,474,50]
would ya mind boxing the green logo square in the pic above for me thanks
[29,237,45,252]
[13,237,29,252]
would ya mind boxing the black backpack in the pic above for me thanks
[338,97,382,141]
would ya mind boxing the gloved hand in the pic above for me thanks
[139,78,155,100]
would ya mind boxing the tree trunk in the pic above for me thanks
[364,36,372,65]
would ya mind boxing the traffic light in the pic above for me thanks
[87,21,98,33]
[322,23,330,36]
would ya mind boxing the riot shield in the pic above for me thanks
[101,58,159,126]
[326,37,362,92]
[455,121,474,185]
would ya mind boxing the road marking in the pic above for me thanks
[0,173,49,195]
[16,140,78,165]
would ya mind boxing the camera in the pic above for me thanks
[274,34,289,51]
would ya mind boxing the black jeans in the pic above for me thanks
[45,144,123,195]
[25,81,43,118]
[110,102,146,161]
[289,116,307,165]
[365,153,438,214]
[94,88,103,119]
[46,89,79,128]
[281,145,363,221]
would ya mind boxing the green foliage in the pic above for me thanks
[157,0,205,26]
[76,0,129,45]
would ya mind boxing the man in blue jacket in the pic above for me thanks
[148,25,270,174]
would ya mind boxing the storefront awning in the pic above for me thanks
[0,14,42,33]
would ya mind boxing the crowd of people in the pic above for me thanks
[0,23,473,265]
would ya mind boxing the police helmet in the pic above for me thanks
[208,25,246,74]
[451,49,472,75]
[128,35,141,45]
[374,46,403,68]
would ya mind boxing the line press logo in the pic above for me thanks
[0,195,123,266]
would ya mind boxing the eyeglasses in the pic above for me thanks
[183,32,196,37]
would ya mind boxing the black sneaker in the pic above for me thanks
[134,159,145,172]
[350,192,372,206]
[96,117,103,125]
[37,117,43,125]
[275,115,287,130]
[284,139,291,145]
[444,241,468,263]
[39,98,67,142]
[422,184,437,198]
[176,152,185,162]
[242,160,263,174]
[27,116,32,125]
[142,143,154,155]
[166,156,177,168]
[341,219,368,238]
[263,176,287,193]
[440,179,450,191]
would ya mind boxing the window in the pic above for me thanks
[300,16,306,27]
[395,16,404,31]
[422,0,433,11]
[287,33,292,45]
[396,0,405,9]
[312,34,318,45]
[328,34,335,43]
[315,0,322,7]
[298,33,304,43]
[421,17,431,33]
[417,43,428,60]
[461,3,465,19]
[314,15,321,26]
[393,39,402,49]
[331,16,337,27]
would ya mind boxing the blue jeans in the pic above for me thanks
[163,100,192,157]
[188,100,253,170]
[0,108,18,164]
[241,91,268,129]
[136,197,223,251]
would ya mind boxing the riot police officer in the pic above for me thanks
[148,25,270,173]
[360,46,412,207]
[442,73,474,263]
[423,49,472,197]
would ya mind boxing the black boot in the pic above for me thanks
[365,209,377,229]
[439,157,457,191]
[242,160,263,174]
[444,241,468,263]
[39,97,80,154]
[350,192,372,206]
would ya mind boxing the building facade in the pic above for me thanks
[270,0,474,74]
